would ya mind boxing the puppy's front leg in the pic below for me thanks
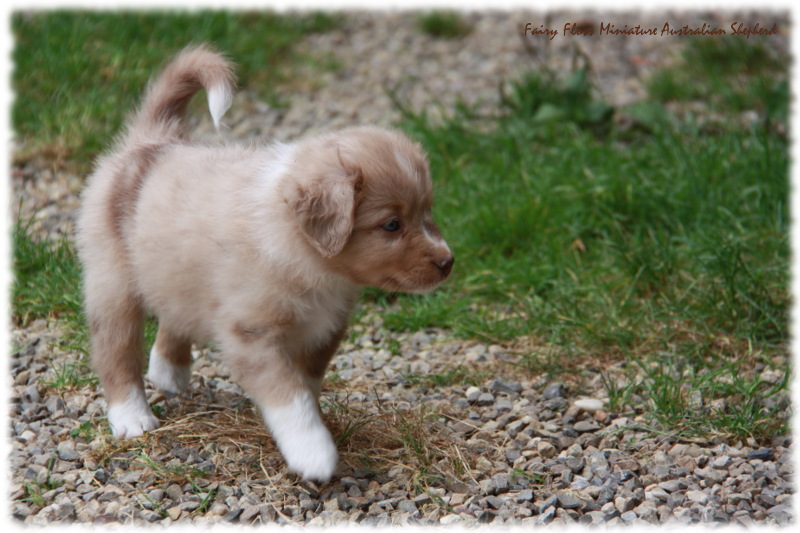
[260,388,338,482]
[223,334,338,482]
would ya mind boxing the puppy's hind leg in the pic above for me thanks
[146,327,193,396]
[88,293,158,439]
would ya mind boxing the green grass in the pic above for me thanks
[416,11,473,39]
[70,420,97,441]
[602,358,790,440]
[131,450,207,484]
[403,364,490,389]
[11,10,339,173]
[42,361,99,390]
[21,452,63,508]
[12,217,83,326]
[383,111,788,357]
[648,35,788,117]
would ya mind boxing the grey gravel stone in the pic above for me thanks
[537,440,557,458]
[747,448,775,461]
[659,479,686,493]
[179,501,200,512]
[556,493,583,510]
[411,493,432,505]
[634,500,659,522]
[574,420,601,433]
[580,510,606,525]
[476,393,495,406]
[490,379,522,394]
[569,476,590,491]
[490,473,510,493]
[574,399,604,412]
[396,500,418,515]
[543,383,567,400]
[615,496,637,513]
[566,456,585,472]
[646,486,669,502]
[538,505,557,524]
[465,386,481,402]
[494,398,514,412]
[515,489,534,503]
[766,504,793,526]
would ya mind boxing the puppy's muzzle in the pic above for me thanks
[435,254,455,278]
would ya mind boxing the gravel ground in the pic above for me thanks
[9,10,793,527]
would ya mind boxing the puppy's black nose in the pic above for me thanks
[435,255,455,277]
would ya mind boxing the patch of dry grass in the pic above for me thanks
[89,387,482,494]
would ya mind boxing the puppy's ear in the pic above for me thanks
[290,176,358,258]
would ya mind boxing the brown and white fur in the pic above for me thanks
[76,45,453,482]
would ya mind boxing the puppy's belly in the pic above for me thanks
[141,286,217,342]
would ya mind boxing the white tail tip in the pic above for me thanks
[207,84,232,130]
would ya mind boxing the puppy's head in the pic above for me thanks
[287,127,453,293]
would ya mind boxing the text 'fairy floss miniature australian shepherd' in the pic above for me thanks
[76,45,454,482]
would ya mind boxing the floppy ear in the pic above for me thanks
[290,176,357,258]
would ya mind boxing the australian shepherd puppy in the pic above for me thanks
[76,45,453,482]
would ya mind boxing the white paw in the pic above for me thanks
[281,424,339,482]
[260,392,338,482]
[146,345,191,396]
[107,389,160,438]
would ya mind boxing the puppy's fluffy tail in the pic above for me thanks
[129,44,236,142]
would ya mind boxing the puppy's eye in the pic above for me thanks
[381,219,401,232]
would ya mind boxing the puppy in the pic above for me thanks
[76,45,453,482]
